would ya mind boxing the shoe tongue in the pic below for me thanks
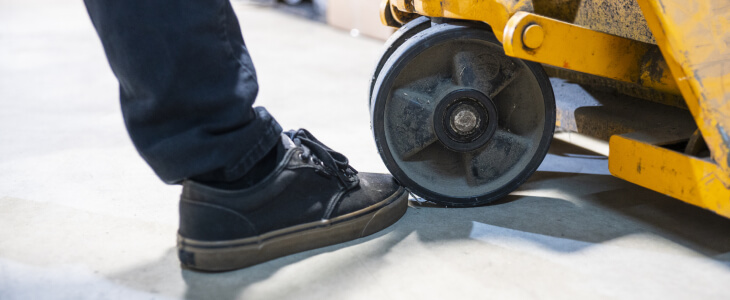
[267,135,291,167]
[280,133,297,150]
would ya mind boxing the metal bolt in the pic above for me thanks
[451,105,480,134]
[522,24,544,49]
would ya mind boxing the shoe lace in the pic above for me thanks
[286,129,358,184]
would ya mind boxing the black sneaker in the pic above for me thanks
[177,129,409,272]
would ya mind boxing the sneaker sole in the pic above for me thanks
[177,187,408,272]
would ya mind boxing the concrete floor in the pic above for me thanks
[2,0,730,299]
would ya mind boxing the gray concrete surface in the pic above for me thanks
[1,0,730,299]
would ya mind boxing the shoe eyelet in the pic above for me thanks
[298,152,311,162]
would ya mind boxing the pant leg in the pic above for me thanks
[84,0,282,184]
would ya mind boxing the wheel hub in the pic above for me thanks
[434,89,498,152]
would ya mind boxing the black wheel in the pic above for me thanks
[368,16,431,105]
[370,23,555,207]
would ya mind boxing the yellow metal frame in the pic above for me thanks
[502,12,678,94]
[383,0,680,95]
[610,133,730,218]
[390,0,526,42]
[378,0,730,218]
[636,0,730,186]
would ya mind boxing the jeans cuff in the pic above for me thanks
[223,107,282,181]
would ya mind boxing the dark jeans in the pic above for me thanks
[84,0,282,184]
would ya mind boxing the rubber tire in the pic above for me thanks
[370,23,556,207]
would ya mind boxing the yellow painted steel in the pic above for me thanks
[532,0,656,45]
[390,0,532,42]
[502,12,679,95]
[381,0,419,26]
[637,0,730,187]
[381,0,679,95]
[609,134,730,218]
[380,0,399,27]
[387,0,657,44]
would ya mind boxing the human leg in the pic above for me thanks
[84,0,281,184]
[84,0,408,272]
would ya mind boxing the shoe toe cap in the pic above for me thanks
[333,172,405,217]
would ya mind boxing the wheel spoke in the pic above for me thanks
[492,72,546,137]
[385,88,439,160]
[452,49,499,88]
[405,141,468,178]
[487,61,523,99]
[452,47,522,99]
[463,129,532,186]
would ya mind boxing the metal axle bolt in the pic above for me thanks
[451,105,480,134]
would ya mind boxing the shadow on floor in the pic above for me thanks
[108,141,730,299]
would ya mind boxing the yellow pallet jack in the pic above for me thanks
[368,0,730,218]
